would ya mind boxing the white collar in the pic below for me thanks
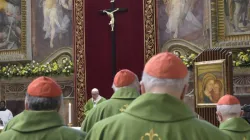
[92,95,102,104]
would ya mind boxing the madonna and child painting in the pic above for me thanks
[195,60,227,107]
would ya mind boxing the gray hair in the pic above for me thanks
[112,76,140,92]
[141,72,189,93]
[25,94,62,111]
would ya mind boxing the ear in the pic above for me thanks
[180,84,189,100]
[57,105,61,112]
[240,110,244,117]
[140,82,146,95]
[216,111,223,122]
[25,102,29,110]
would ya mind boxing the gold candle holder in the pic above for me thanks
[68,123,73,127]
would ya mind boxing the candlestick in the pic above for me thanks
[69,103,72,124]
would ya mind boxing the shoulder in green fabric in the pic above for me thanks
[81,87,139,133]
[219,117,250,140]
[0,110,86,140]
[85,93,231,140]
[2,112,23,132]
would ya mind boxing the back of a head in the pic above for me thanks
[141,52,189,97]
[26,76,63,111]
[0,100,6,110]
[217,94,242,122]
[112,69,140,92]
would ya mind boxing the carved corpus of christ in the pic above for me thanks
[102,8,119,31]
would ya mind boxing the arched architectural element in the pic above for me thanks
[161,39,204,55]
[41,47,73,65]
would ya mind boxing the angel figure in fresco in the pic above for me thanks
[163,0,202,38]
[40,0,72,48]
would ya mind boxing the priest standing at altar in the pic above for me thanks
[217,94,250,139]
[0,101,13,127]
[84,88,106,116]
[0,76,85,140]
[81,69,140,133]
[85,52,231,140]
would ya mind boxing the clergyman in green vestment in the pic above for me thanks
[85,52,231,140]
[84,88,106,116]
[81,69,140,132]
[217,94,250,140]
[0,76,86,140]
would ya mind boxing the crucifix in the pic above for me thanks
[100,0,128,77]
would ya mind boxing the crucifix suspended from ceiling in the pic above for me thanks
[100,0,128,77]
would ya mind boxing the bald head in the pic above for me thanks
[91,88,99,94]
[91,88,99,100]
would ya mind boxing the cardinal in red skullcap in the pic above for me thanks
[217,94,250,139]
[0,76,86,140]
[81,69,140,133]
[85,52,231,140]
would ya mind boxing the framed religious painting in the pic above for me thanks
[143,0,212,61]
[211,0,250,48]
[0,0,32,62]
[194,59,227,108]
[30,0,73,63]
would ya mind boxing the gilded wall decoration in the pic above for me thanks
[144,0,157,62]
[74,0,86,125]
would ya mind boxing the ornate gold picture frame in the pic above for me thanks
[194,60,227,108]
[0,0,32,62]
[212,0,250,48]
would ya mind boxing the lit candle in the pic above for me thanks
[69,103,72,124]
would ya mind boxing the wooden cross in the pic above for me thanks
[100,0,128,77]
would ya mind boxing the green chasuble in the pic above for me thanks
[85,93,231,140]
[0,110,86,140]
[81,87,139,133]
[219,117,250,140]
[2,112,23,132]
[84,96,106,116]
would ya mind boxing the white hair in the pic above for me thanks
[91,88,99,94]
[217,104,241,117]
[112,76,140,92]
[141,72,189,93]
